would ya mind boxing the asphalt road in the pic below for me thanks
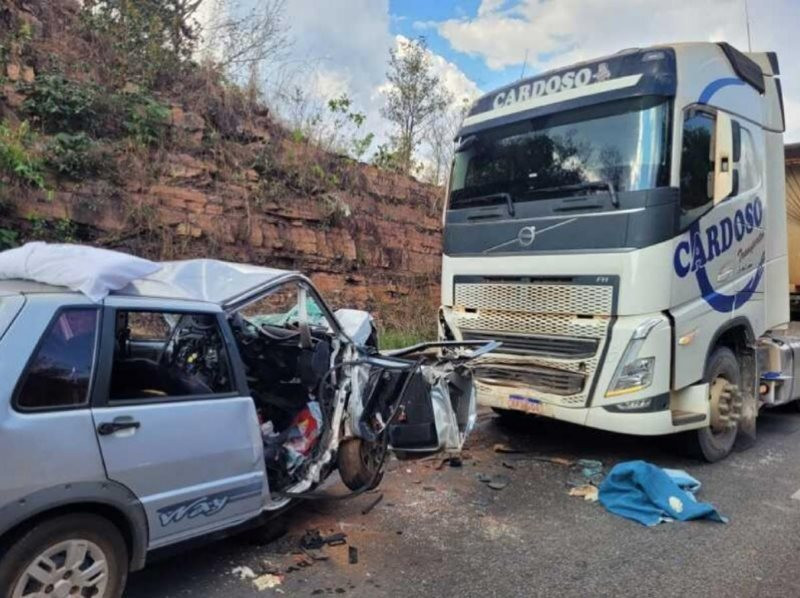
[126,407,800,598]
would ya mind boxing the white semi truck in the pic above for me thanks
[439,42,795,461]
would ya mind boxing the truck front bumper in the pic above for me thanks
[479,383,710,436]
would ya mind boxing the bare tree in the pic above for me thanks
[381,37,451,175]
[422,97,470,186]
[201,0,290,76]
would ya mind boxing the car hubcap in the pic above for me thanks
[12,539,109,598]
[709,377,743,434]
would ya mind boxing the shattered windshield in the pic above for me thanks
[449,96,671,209]
[239,282,331,329]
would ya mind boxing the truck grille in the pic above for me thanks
[461,330,598,358]
[454,280,612,315]
[474,365,585,396]
[446,278,615,408]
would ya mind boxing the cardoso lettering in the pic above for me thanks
[492,64,605,110]
[673,198,763,278]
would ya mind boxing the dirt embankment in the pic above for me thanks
[0,0,444,329]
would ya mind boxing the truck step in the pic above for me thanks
[671,410,706,425]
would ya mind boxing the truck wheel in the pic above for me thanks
[338,438,384,491]
[0,514,128,598]
[690,346,743,462]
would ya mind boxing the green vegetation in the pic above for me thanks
[27,214,77,242]
[23,75,169,145]
[0,228,18,250]
[378,328,430,350]
[22,74,98,133]
[120,92,170,145]
[0,121,46,189]
[46,133,100,179]
[81,0,200,88]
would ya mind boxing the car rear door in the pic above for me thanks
[91,297,266,549]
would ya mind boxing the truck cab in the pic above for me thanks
[440,42,788,461]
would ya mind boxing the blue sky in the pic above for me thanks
[210,0,800,145]
[388,0,519,91]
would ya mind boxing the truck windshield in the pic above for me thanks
[449,96,671,209]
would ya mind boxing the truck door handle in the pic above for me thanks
[97,420,141,435]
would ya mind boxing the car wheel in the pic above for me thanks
[689,346,743,462]
[0,514,128,598]
[338,438,385,491]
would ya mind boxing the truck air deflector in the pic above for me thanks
[459,47,676,137]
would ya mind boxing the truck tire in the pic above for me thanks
[0,513,128,598]
[337,438,384,491]
[689,346,741,462]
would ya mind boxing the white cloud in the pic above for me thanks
[436,0,800,141]
[198,1,480,156]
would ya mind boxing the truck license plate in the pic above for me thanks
[508,394,545,414]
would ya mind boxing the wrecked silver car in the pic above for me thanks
[0,246,492,598]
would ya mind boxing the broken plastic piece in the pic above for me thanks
[487,474,510,490]
[568,484,599,502]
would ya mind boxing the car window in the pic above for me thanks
[16,308,99,410]
[125,311,173,341]
[109,310,234,402]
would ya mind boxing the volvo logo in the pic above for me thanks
[517,226,537,246]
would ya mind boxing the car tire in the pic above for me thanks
[338,438,384,491]
[688,346,741,462]
[0,513,128,598]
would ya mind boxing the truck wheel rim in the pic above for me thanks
[13,539,109,598]
[709,377,743,435]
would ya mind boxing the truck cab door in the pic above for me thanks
[91,300,266,549]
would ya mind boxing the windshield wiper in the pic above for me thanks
[528,180,620,208]
[453,192,515,216]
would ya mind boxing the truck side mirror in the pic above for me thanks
[713,112,734,203]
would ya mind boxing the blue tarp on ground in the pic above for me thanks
[598,460,728,526]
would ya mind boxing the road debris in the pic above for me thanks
[300,529,348,550]
[349,546,359,564]
[253,573,284,591]
[493,443,522,453]
[567,459,604,487]
[361,493,384,515]
[488,475,510,490]
[232,566,256,580]
[568,484,599,502]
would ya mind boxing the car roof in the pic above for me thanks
[0,259,299,305]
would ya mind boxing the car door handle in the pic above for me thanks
[97,420,141,435]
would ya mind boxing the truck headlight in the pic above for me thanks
[605,318,661,398]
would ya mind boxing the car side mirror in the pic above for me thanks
[713,112,734,204]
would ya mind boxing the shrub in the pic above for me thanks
[121,93,170,145]
[0,228,18,250]
[22,75,98,133]
[80,0,200,88]
[0,121,46,190]
[46,132,102,179]
[27,214,77,242]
